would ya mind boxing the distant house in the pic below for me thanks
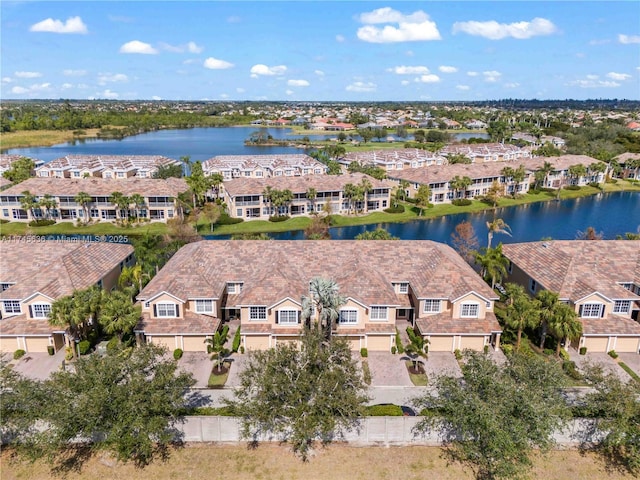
[0,242,134,354]
[136,240,501,352]
[34,155,181,179]
[0,154,44,179]
[341,149,446,171]
[502,241,640,354]
[615,153,640,179]
[202,154,327,180]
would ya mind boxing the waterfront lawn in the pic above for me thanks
[0,220,168,237]
[0,129,102,150]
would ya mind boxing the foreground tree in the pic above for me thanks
[2,157,35,183]
[415,184,431,216]
[225,327,369,460]
[451,221,479,264]
[486,217,511,248]
[6,344,195,470]
[503,283,541,351]
[579,365,640,476]
[547,302,582,357]
[475,244,509,289]
[98,290,141,342]
[412,351,569,480]
[301,277,346,339]
[355,228,398,240]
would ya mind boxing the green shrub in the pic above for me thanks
[483,345,489,354]
[452,199,472,206]
[106,337,120,354]
[0,219,9,224]
[391,345,397,354]
[232,326,241,352]
[47,345,55,356]
[13,349,26,360]
[28,219,56,227]
[608,350,619,359]
[579,346,587,355]
[543,348,554,356]
[268,215,290,222]
[365,404,403,416]
[404,197,417,204]
[606,178,618,184]
[206,345,213,354]
[562,360,582,380]
[217,214,244,225]
[565,185,580,191]
[501,344,513,356]
[78,340,91,355]
[395,328,405,354]
[384,205,405,214]
[240,346,245,354]
[362,360,372,385]
[173,348,183,360]
[559,348,570,361]
[360,347,368,358]
[454,349,462,360]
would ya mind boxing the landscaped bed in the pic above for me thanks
[207,360,231,388]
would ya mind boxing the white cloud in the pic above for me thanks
[438,65,458,73]
[400,80,410,86]
[618,34,640,44]
[187,41,203,54]
[99,89,119,99]
[204,57,234,69]
[236,87,245,93]
[220,93,229,99]
[415,74,440,83]
[15,71,42,78]
[2,77,12,83]
[285,89,294,95]
[250,64,287,77]
[606,72,631,80]
[346,81,377,92]
[387,65,430,75]
[61,83,73,89]
[586,74,599,80]
[452,17,557,40]
[483,70,502,82]
[566,78,621,88]
[183,59,198,65]
[119,40,158,54]
[467,71,479,77]
[159,42,183,53]
[63,69,87,76]
[30,16,88,34]
[160,41,204,54]
[504,82,520,88]
[314,70,325,76]
[98,73,128,85]
[588,39,610,45]
[11,86,29,94]
[287,79,310,87]
[357,8,441,43]
[336,34,346,42]
[456,85,470,90]
[152,96,162,100]
[11,83,51,95]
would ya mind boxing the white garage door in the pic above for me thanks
[584,336,608,353]
[182,336,207,352]
[367,335,391,352]
[429,336,454,352]
[25,337,50,353]
[0,337,19,354]
[459,336,485,351]
[151,336,177,351]
[614,337,640,353]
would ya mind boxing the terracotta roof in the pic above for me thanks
[202,154,325,172]
[223,172,393,196]
[342,149,446,166]
[0,314,62,336]
[1,177,188,197]
[0,241,134,301]
[0,154,44,170]
[136,311,220,335]
[138,240,496,311]
[415,311,502,335]
[36,154,180,172]
[501,240,640,300]
[581,315,640,336]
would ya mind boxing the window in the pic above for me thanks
[31,303,51,318]
[4,300,21,314]
[2,209,8,217]
[580,303,603,318]
[255,171,263,177]
[339,309,358,324]
[398,283,409,294]
[156,303,177,317]
[195,299,213,314]
[1,283,14,292]
[529,279,537,293]
[423,299,440,313]
[236,208,242,217]
[613,300,631,314]
[460,303,479,318]
[370,306,388,321]
[278,310,298,325]
[250,306,267,320]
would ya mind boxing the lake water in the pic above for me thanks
[3,127,488,163]
[209,192,640,245]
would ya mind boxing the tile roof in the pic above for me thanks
[0,154,44,170]
[501,240,640,300]
[202,154,325,173]
[581,315,640,336]
[342,149,446,166]
[136,311,220,335]
[1,177,188,197]
[416,311,502,335]
[36,154,180,172]
[138,240,496,311]
[223,172,393,196]
[0,314,62,336]
[0,241,134,301]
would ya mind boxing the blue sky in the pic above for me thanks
[1,1,639,101]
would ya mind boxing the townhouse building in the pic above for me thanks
[0,177,188,223]
[439,143,532,163]
[34,154,181,179]
[135,240,501,353]
[614,153,640,180]
[501,241,640,354]
[202,154,327,180]
[0,154,44,176]
[340,149,447,172]
[223,173,393,219]
[0,241,134,354]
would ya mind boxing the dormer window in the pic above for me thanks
[227,283,243,294]
[460,303,479,318]
[398,283,409,294]
[423,299,440,313]
[31,303,51,319]
[613,300,631,314]
[579,303,604,318]
[156,302,178,318]
[195,299,214,314]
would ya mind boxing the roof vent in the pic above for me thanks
[542,242,550,248]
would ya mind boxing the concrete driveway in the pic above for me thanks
[617,353,640,378]
[224,353,249,388]
[12,349,66,381]
[422,352,463,380]
[366,351,413,387]
[568,350,631,382]
[178,352,213,388]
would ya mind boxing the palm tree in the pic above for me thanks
[38,194,57,220]
[343,183,358,214]
[118,263,149,295]
[210,173,224,200]
[536,290,561,350]
[534,161,554,190]
[399,179,410,200]
[503,283,541,351]
[486,217,511,248]
[109,191,127,220]
[301,277,346,340]
[49,296,80,358]
[405,326,428,371]
[548,303,582,357]
[205,325,230,372]
[74,191,92,224]
[415,184,431,216]
[129,193,146,222]
[475,244,510,289]
[450,175,472,200]
[98,291,141,343]
[19,190,38,220]
[306,187,317,213]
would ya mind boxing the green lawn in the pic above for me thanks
[207,361,231,388]
[406,360,428,386]
[0,220,169,237]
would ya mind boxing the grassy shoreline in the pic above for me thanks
[1,181,638,238]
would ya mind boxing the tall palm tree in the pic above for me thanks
[19,190,38,220]
[74,191,92,224]
[118,263,149,295]
[301,277,346,340]
[548,303,582,357]
[129,193,146,222]
[475,244,510,289]
[536,289,561,350]
[98,290,141,342]
[486,217,511,249]
[210,173,224,200]
[38,194,57,220]
[399,180,410,200]
[306,187,317,213]
[503,283,541,351]
[49,296,80,358]
[450,175,472,200]
[109,191,127,220]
